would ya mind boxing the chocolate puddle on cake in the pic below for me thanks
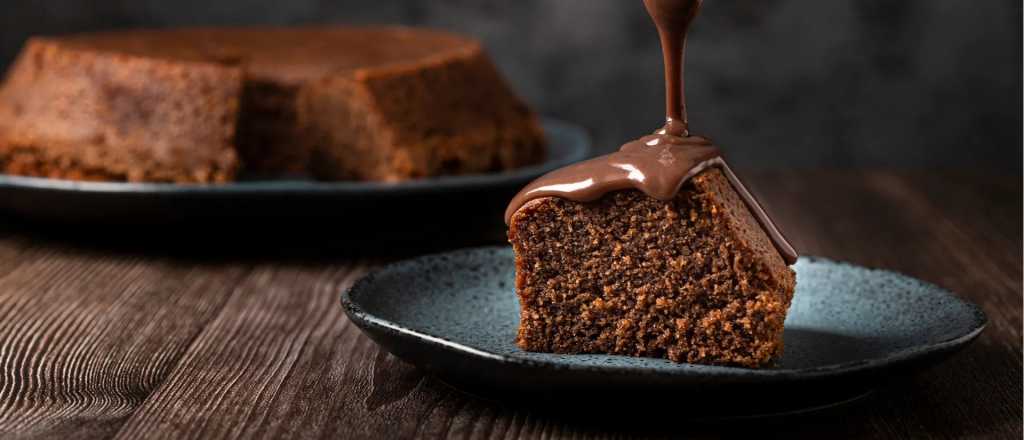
[506,0,798,367]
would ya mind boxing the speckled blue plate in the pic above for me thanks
[0,120,588,248]
[342,246,986,407]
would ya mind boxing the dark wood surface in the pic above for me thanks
[0,171,1019,439]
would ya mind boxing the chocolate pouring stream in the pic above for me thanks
[505,0,797,265]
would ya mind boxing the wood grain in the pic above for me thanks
[0,171,1019,439]
[0,244,249,439]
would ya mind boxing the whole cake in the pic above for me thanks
[0,27,545,182]
[505,0,797,367]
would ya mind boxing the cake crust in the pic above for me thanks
[0,38,241,182]
[298,44,545,181]
[508,168,795,367]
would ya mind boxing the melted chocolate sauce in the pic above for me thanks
[643,0,701,136]
[505,0,797,265]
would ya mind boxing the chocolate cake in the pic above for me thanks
[507,167,796,367]
[0,27,545,183]
[505,0,797,367]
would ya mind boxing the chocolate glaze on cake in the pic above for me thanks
[506,0,796,265]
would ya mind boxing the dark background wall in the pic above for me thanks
[1,0,1020,171]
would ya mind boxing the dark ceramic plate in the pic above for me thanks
[0,119,588,248]
[342,246,986,414]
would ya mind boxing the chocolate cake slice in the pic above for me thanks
[0,27,545,183]
[505,0,796,367]
[507,167,795,367]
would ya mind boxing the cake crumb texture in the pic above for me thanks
[508,169,795,367]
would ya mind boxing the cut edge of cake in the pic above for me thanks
[508,168,795,367]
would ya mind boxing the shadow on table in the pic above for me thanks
[0,214,506,261]
[408,366,879,437]
[437,370,877,427]
[357,323,1006,437]
[411,337,1013,438]
[355,330,1017,438]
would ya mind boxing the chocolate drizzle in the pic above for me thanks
[643,0,702,136]
[505,0,797,265]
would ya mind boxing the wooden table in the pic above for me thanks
[0,171,1019,439]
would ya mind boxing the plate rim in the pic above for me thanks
[0,118,590,195]
[340,246,988,382]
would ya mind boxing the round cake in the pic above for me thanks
[0,27,546,183]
